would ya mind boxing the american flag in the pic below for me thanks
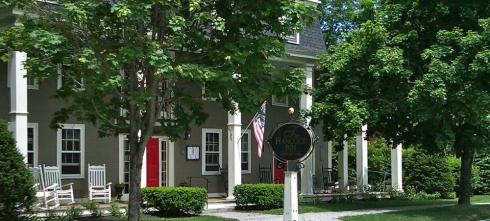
[253,102,267,158]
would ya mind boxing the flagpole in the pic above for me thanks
[237,100,267,144]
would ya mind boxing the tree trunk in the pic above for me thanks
[127,137,146,221]
[458,147,475,205]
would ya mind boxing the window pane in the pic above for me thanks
[66,129,73,139]
[241,162,248,171]
[62,165,80,175]
[74,129,80,139]
[73,140,80,151]
[28,128,34,151]
[206,165,219,171]
[27,77,35,86]
[66,140,73,151]
[27,153,34,166]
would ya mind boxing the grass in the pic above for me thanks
[260,195,490,215]
[79,215,236,221]
[142,216,236,221]
[341,204,490,221]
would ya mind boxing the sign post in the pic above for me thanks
[268,108,315,221]
[283,171,298,221]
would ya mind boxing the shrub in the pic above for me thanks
[474,155,490,194]
[388,186,441,201]
[403,148,455,198]
[81,200,101,217]
[141,187,207,216]
[234,184,283,210]
[0,120,36,220]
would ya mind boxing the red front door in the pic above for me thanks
[273,157,287,184]
[146,138,160,187]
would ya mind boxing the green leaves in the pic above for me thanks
[314,0,490,153]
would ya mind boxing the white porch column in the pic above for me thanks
[338,138,349,192]
[356,125,368,190]
[227,104,242,200]
[300,64,314,196]
[8,51,28,163]
[141,149,147,187]
[391,144,403,191]
[327,141,333,168]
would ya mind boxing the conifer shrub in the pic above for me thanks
[141,187,207,216]
[0,120,36,220]
[474,155,490,195]
[234,184,284,210]
[404,148,455,199]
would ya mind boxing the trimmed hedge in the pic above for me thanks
[234,184,283,210]
[141,187,207,216]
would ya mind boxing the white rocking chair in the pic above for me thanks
[88,164,112,203]
[30,166,60,209]
[43,165,75,204]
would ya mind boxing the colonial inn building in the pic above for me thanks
[1,0,404,200]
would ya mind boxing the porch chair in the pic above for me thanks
[322,166,338,193]
[258,164,273,184]
[30,166,60,209]
[88,164,112,203]
[43,165,75,204]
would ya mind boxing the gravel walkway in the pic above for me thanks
[209,204,456,221]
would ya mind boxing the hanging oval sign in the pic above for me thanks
[269,122,314,162]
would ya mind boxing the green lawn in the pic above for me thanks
[260,195,490,215]
[341,204,490,221]
[142,216,236,221]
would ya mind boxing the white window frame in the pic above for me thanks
[7,74,39,90]
[27,123,39,167]
[272,95,289,107]
[57,124,85,179]
[202,128,222,176]
[241,129,252,174]
[286,32,300,45]
[57,65,85,90]
[201,84,218,101]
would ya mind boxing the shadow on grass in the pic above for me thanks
[261,199,455,215]
[341,204,490,221]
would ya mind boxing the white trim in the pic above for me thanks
[118,135,175,194]
[305,0,321,4]
[201,84,218,101]
[57,65,84,90]
[272,95,289,107]
[27,123,39,167]
[241,129,252,174]
[57,124,85,179]
[7,74,38,90]
[202,128,223,176]
[286,32,300,45]
[207,193,227,197]
[168,140,175,187]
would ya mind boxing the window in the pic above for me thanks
[241,130,251,174]
[57,65,84,90]
[161,140,168,187]
[285,32,300,45]
[202,129,222,175]
[122,137,130,193]
[272,95,289,107]
[57,124,85,178]
[201,84,219,101]
[6,74,38,89]
[27,123,38,167]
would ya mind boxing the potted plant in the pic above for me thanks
[114,183,126,201]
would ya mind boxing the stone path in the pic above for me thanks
[207,204,465,221]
